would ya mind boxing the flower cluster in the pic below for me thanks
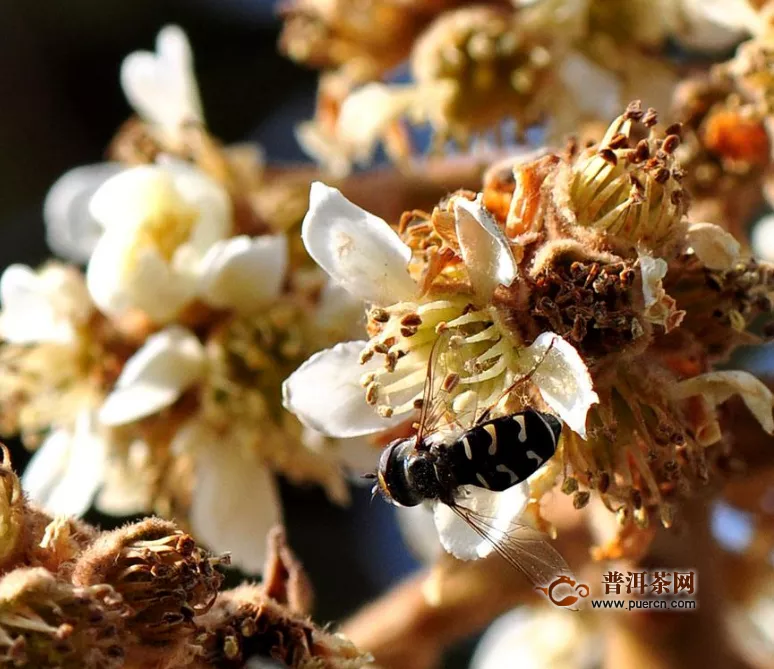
[0,27,372,573]
[280,0,744,175]
[285,102,774,560]
[0,452,368,669]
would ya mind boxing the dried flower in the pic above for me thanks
[71,518,226,666]
[0,568,126,668]
[197,585,370,669]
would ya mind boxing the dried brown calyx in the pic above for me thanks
[197,585,370,669]
[0,568,126,669]
[665,255,774,360]
[197,528,369,669]
[71,518,227,665]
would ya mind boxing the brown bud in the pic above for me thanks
[0,568,126,668]
[71,519,227,662]
[197,584,371,669]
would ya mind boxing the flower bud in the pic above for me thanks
[197,584,371,669]
[0,568,125,668]
[71,518,227,664]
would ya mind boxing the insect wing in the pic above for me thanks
[450,503,572,588]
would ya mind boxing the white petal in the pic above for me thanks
[315,278,367,341]
[44,163,124,263]
[121,25,204,140]
[0,265,64,344]
[189,431,281,574]
[680,0,760,35]
[99,326,205,425]
[472,608,600,669]
[87,237,197,322]
[336,83,416,162]
[301,429,382,477]
[687,222,741,270]
[283,341,407,438]
[525,333,598,439]
[639,254,668,308]
[453,196,517,300]
[396,503,443,563]
[22,412,105,517]
[302,182,416,304]
[199,235,286,313]
[673,370,774,434]
[95,440,154,516]
[558,51,622,122]
[0,264,91,345]
[434,483,529,561]
[752,214,774,263]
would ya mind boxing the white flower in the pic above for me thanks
[0,263,92,345]
[285,183,599,561]
[121,25,204,145]
[471,607,602,669]
[43,26,205,263]
[21,410,107,518]
[174,422,282,574]
[752,214,774,263]
[86,162,287,323]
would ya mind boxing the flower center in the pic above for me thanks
[360,295,539,425]
[125,182,198,270]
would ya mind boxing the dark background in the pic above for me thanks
[0,1,479,665]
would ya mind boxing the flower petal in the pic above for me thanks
[188,428,282,574]
[639,253,684,332]
[687,222,741,270]
[99,326,206,425]
[752,214,774,263]
[525,333,598,439]
[0,264,91,345]
[433,483,529,560]
[673,371,774,434]
[121,25,204,140]
[453,196,518,301]
[95,440,155,516]
[283,341,407,438]
[302,182,416,304]
[315,278,367,341]
[396,503,443,563]
[199,235,287,313]
[558,51,622,122]
[44,163,124,263]
[22,412,105,517]
[336,83,416,162]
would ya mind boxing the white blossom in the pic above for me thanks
[285,183,599,561]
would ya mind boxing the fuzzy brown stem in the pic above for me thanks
[601,500,751,669]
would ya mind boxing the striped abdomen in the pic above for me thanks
[447,410,562,491]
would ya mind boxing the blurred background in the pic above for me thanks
[0,0,485,662]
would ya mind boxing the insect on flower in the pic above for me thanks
[368,327,571,587]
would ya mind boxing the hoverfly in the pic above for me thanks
[370,327,571,587]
